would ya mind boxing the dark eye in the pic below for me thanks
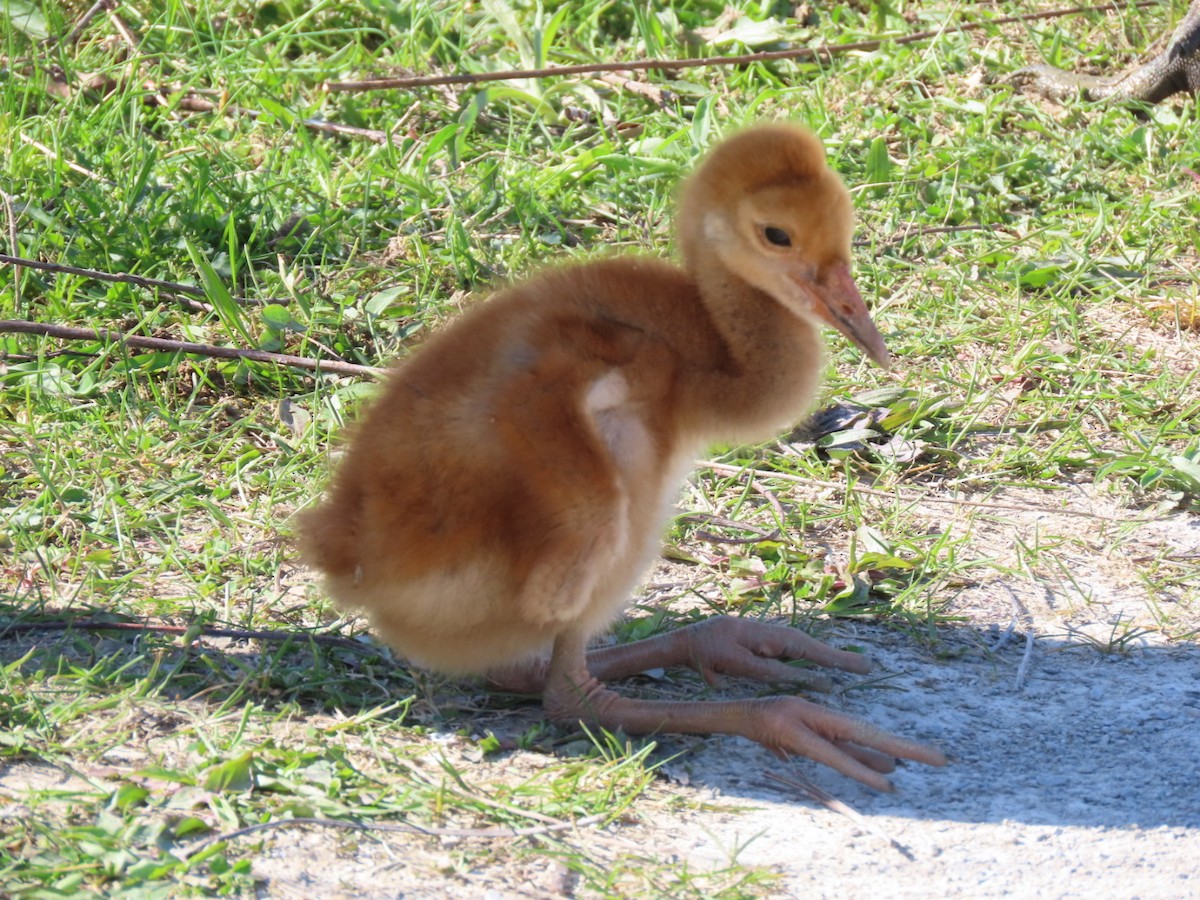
[763,226,792,247]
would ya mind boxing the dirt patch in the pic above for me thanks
[4,484,1196,897]
[236,484,1199,896]
[639,483,1199,896]
[652,624,1198,898]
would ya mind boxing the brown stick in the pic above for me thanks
[105,4,140,50]
[165,91,404,146]
[0,193,21,317]
[325,2,1160,92]
[0,319,384,379]
[0,618,368,651]
[0,253,283,306]
[765,770,916,861]
[301,117,405,146]
[180,812,609,860]
[700,461,1157,522]
[18,134,115,184]
[59,0,115,47]
[679,511,781,545]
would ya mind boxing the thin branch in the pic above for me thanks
[324,2,1159,92]
[0,319,384,379]
[0,192,21,318]
[678,512,781,545]
[749,477,787,526]
[181,813,608,860]
[165,90,405,146]
[701,461,1156,522]
[105,3,140,50]
[0,253,282,307]
[1001,582,1037,692]
[860,223,1004,250]
[301,117,405,146]
[59,0,115,47]
[0,349,98,363]
[48,8,389,152]
[765,770,916,861]
[0,618,369,651]
[1015,625,1036,690]
[987,616,1019,653]
[18,133,115,184]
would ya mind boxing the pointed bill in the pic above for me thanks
[804,262,890,369]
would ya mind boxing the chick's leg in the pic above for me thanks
[587,615,869,692]
[489,619,864,696]
[543,629,946,792]
[492,615,879,695]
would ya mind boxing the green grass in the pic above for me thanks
[2,0,1199,895]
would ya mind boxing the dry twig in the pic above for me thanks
[0,319,383,379]
[679,512,780,544]
[0,193,21,317]
[701,461,1154,522]
[18,133,115,184]
[324,2,1158,92]
[765,769,917,860]
[301,117,406,146]
[163,91,405,145]
[1000,583,1037,692]
[0,618,368,651]
[180,813,609,860]
[59,0,114,47]
[0,253,280,307]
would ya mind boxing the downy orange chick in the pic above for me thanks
[298,123,946,791]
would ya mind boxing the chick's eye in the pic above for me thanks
[763,226,792,247]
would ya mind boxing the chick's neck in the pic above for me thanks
[679,247,824,441]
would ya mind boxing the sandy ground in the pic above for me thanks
[654,627,1199,899]
[3,485,1195,898]
[648,488,1200,898]
[244,484,1199,898]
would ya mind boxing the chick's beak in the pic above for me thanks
[797,261,890,369]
